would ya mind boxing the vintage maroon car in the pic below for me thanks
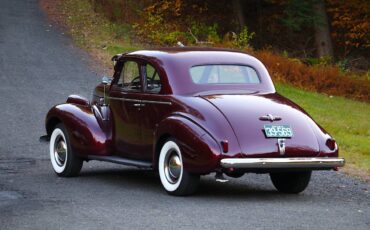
[44,47,344,196]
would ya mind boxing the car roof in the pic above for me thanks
[121,47,276,95]
[127,47,255,63]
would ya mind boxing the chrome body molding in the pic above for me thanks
[108,97,141,103]
[108,97,171,105]
[220,157,345,169]
[141,99,172,105]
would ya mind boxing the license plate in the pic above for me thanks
[264,125,293,138]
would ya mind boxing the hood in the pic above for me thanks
[201,93,320,157]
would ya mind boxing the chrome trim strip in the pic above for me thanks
[107,97,171,105]
[141,99,172,105]
[220,157,345,169]
[107,97,141,103]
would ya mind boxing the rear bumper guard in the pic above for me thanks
[220,157,345,169]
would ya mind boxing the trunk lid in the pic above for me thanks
[201,94,320,157]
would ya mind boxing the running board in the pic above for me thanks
[87,155,152,169]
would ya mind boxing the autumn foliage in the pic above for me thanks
[327,0,370,57]
[88,0,369,102]
[254,50,369,102]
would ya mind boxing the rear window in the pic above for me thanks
[190,65,260,84]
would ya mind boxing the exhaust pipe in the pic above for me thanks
[215,172,229,183]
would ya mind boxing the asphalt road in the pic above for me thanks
[0,1,369,229]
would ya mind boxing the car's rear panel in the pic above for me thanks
[201,93,321,158]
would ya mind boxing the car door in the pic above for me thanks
[140,62,173,160]
[109,59,146,160]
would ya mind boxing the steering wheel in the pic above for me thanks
[129,76,141,89]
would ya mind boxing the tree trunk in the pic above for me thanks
[313,0,334,58]
[232,0,246,31]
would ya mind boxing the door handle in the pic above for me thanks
[133,103,145,107]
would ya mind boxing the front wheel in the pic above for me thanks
[158,139,200,196]
[49,123,83,177]
[270,171,312,194]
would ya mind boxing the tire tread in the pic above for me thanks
[270,171,312,194]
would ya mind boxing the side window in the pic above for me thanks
[145,64,162,93]
[119,61,141,91]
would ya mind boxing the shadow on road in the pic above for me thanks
[78,168,285,199]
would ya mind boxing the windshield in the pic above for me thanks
[190,65,260,84]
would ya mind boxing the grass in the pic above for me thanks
[276,84,370,176]
[56,0,142,70]
[47,0,369,180]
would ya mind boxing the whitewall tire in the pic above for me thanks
[49,123,83,177]
[158,139,199,196]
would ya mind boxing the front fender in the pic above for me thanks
[45,102,112,157]
[154,115,222,174]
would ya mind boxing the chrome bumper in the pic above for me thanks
[220,157,345,169]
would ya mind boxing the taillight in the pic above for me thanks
[221,140,229,153]
[326,138,337,151]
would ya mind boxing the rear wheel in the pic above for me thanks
[270,171,312,194]
[49,123,83,177]
[158,139,200,196]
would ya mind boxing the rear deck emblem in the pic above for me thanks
[259,114,282,122]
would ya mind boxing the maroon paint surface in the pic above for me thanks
[45,48,338,174]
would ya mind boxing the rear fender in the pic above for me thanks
[45,99,112,157]
[304,116,339,157]
[154,115,221,174]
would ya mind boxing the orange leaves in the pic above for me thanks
[145,0,184,17]
[254,49,370,102]
[135,0,236,45]
[327,0,370,56]
[174,0,183,16]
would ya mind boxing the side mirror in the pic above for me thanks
[101,76,111,85]
[101,76,111,106]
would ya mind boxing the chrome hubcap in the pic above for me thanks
[164,151,182,184]
[54,136,67,167]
